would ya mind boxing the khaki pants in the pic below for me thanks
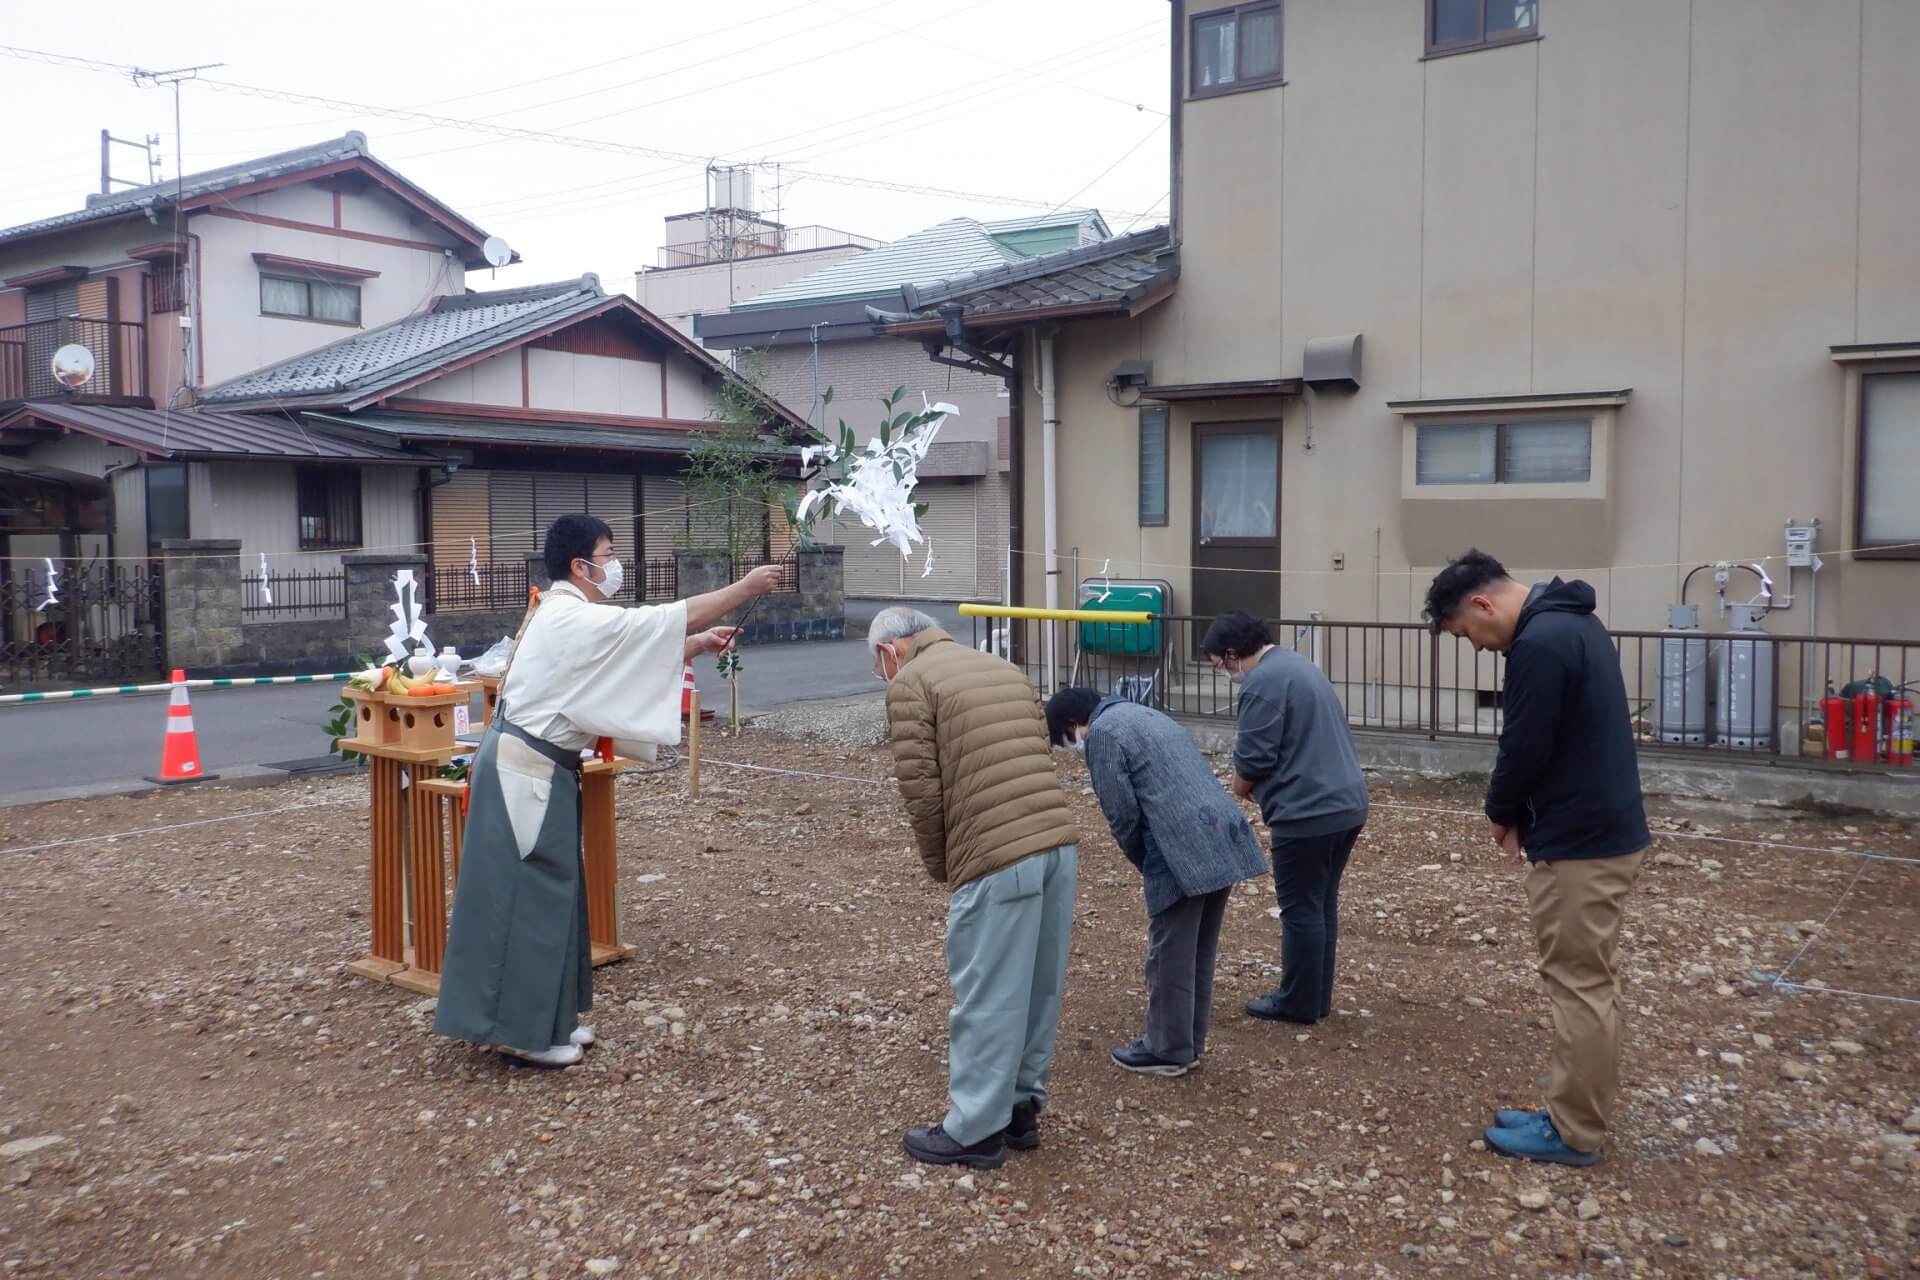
[1525,849,1644,1153]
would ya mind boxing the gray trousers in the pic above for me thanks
[942,845,1078,1145]
[1142,888,1232,1065]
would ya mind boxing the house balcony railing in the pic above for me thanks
[0,316,148,401]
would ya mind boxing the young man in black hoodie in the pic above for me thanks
[1426,550,1650,1167]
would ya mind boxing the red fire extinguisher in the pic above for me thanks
[1853,690,1883,764]
[1821,689,1851,761]
[1889,697,1915,767]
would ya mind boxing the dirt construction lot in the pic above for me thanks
[1,717,1917,1279]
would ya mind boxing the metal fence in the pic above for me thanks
[429,560,530,613]
[734,557,798,595]
[0,559,165,686]
[242,568,347,620]
[974,612,1920,770]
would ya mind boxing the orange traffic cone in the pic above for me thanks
[147,670,218,785]
[681,663,714,722]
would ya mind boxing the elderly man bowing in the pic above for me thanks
[434,514,784,1068]
[872,606,1079,1169]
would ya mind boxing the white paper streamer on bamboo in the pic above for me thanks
[258,552,273,606]
[384,568,432,666]
[469,537,481,587]
[36,558,57,612]
[796,396,956,578]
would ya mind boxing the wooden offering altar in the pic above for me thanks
[337,686,636,994]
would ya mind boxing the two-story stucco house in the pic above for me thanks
[875,0,1920,753]
[0,133,808,681]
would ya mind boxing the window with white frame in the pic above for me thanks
[1859,372,1920,548]
[1190,3,1283,97]
[261,274,362,326]
[1414,419,1591,486]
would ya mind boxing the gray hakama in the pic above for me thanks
[433,713,590,1054]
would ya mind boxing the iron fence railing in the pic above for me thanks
[0,559,164,686]
[973,613,1920,771]
[0,316,147,400]
[733,557,798,594]
[242,568,347,620]
[429,560,530,613]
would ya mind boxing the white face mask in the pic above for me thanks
[1069,736,1087,756]
[586,557,624,600]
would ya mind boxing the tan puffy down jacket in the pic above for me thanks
[884,628,1077,891]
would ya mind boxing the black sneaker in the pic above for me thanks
[1110,1041,1191,1077]
[902,1123,1006,1169]
[1244,990,1316,1024]
[1002,1100,1040,1151]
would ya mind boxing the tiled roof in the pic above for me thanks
[0,402,424,463]
[898,225,1177,321]
[0,132,501,262]
[733,210,1109,311]
[195,278,606,410]
[314,412,791,460]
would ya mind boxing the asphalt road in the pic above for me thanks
[0,603,966,805]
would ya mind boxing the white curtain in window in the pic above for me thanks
[1199,433,1276,538]
[311,281,360,325]
[1416,423,1497,484]
[1194,13,1236,87]
[1500,420,1591,484]
[1862,373,1920,543]
[1239,7,1282,79]
[261,276,307,317]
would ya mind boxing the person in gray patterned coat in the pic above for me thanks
[1047,688,1269,1077]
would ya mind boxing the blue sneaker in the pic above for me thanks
[1484,1112,1601,1167]
[1493,1107,1544,1129]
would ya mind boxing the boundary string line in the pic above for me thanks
[0,796,360,857]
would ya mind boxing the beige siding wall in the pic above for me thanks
[1029,0,1920,643]
[193,461,419,574]
[760,336,1009,599]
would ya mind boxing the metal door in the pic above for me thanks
[1191,421,1280,624]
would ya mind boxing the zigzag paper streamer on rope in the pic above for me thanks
[36,558,57,612]
[383,568,432,666]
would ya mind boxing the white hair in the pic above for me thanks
[867,606,940,655]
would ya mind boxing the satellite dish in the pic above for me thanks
[481,236,513,268]
[51,344,95,389]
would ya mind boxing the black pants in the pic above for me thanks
[1269,825,1363,1022]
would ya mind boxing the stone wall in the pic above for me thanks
[675,546,846,644]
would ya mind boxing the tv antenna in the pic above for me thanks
[99,130,162,194]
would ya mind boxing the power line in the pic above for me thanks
[0,42,1149,218]
[192,0,843,137]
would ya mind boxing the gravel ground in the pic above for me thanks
[1,730,1916,1279]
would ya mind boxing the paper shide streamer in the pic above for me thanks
[36,557,57,613]
[794,390,956,578]
[384,569,433,667]
[259,552,273,606]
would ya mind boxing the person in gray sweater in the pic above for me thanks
[1047,688,1269,1076]
[1201,611,1370,1026]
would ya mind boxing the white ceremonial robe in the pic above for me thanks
[432,582,688,1055]
[501,582,689,757]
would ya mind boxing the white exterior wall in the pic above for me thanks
[190,185,466,388]
[412,351,524,408]
[527,349,665,417]
[634,247,870,338]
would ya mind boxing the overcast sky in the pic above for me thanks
[0,0,1171,289]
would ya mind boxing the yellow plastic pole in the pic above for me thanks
[958,604,1155,624]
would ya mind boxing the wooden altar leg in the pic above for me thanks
[394,762,449,993]
[581,769,633,965]
[348,756,408,981]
